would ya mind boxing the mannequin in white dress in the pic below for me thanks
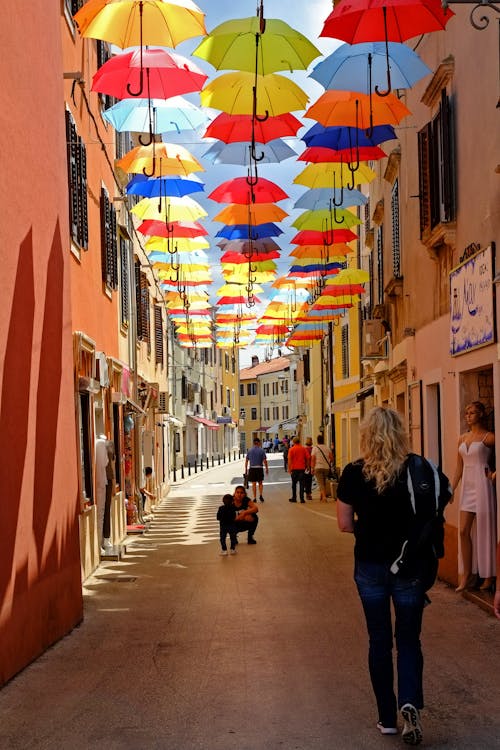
[452,402,496,592]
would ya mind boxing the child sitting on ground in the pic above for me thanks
[216,493,237,556]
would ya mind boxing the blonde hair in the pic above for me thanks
[360,407,409,493]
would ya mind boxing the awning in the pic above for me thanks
[189,415,220,430]
[126,398,146,415]
[356,385,375,402]
[266,419,297,433]
[266,422,281,434]
[165,414,183,428]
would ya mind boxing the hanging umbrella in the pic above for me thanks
[218,295,262,305]
[117,142,204,176]
[302,122,396,149]
[92,48,207,99]
[294,162,376,189]
[147,238,209,255]
[209,177,288,204]
[220,249,280,263]
[294,187,367,210]
[200,72,309,116]
[216,223,283,240]
[320,0,454,45]
[204,112,303,143]
[292,208,362,231]
[292,229,358,244]
[193,16,320,75]
[138,219,207,238]
[290,243,353,259]
[310,42,431,95]
[74,0,206,49]
[305,90,410,130]
[203,139,296,165]
[289,262,342,275]
[299,145,387,163]
[213,203,288,225]
[104,97,206,136]
[332,267,370,284]
[126,174,204,199]
[131,195,207,221]
[220,238,282,254]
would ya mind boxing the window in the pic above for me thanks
[119,234,130,327]
[263,383,269,397]
[341,324,350,379]
[272,382,278,395]
[154,307,164,366]
[65,0,84,19]
[247,382,257,396]
[391,179,401,279]
[240,383,244,397]
[226,388,231,407]
[224,353,230,371]
[135,259,150,348]
[251,407,257,420]
[65,110,88,250]
[376,226,384,303]
[263,407,270,421]
[418,90,455,238]
[303,352,310,385]
[273,407,279,419]
[100,187,118,290]
[281,380,289,393]
[282,405,289,420]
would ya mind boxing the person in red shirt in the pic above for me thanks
[287,436,310,503]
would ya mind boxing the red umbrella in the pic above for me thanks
[291,229,358,245]
[209,177,288,204]
[137,220,208,238]
[91,48,207,99]
[204,112,303,144]
[321,0,454,44]
[217,295,262,305]
[220,250,280,263]
[299,145,387,163]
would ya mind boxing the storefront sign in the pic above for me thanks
[450,245,495,356]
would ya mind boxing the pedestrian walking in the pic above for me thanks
[336,406,451,745]
[304,437,314,501]
[216,494,237,556]
[287,436,310,503]
[245,437,269,502]
[311,434,333,503]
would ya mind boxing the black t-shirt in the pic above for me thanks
[337,460,415,563]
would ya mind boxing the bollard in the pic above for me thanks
[206,457,209,470]
[173,467,177,482]
[181,465,185,479]
[223,453,226,463]
[212,456,215,467]
[188,463,191,476]
[218,454,221,465]
[233,450,236,461]
[194,460,197,473]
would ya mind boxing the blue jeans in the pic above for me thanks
[354,560,425,727]
[291,469,305,501]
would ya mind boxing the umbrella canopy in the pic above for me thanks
[291,229,358,244]
[302,122,396,149]
[217,295,262,305]
[147,239,209,256]
[310,42,431,94]
[138,219,207,237]
[305,90,411,129]
[299,145,387,163]
[203,138,296,165]
[216,223,283,240]
[332,267,370,284]
[220,238,282,255]
[104,96,206,134]
[294,187,367,210]
[320,0,454,44]
[292,208,362,231]
[294,162,376,188]
[200,71,308,116]
[213,203,288,225]
[193,16,320,74]
[126,174,204,198]
[290,243,353,258]
[131,195,207,221]
[74,0,206,48]
[117,142,204,176]
[92,48,207,99]
[220,249,281,263]
[209,176,288,204]
[204,112,303,143]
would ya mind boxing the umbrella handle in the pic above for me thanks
[331,175,343,207]
[333,205,346,225]
[374,9,392,97]
[126,2,145,97]
[322,216,333,246]
[139,103,155,146]
[142,156,156,177]
[251,141,265,162]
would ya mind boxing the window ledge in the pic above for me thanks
[421,222,456,259]
[385,276,404,298]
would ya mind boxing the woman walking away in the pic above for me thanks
[311,434,333,503]
[337,407,450,745]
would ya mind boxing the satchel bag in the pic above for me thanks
[317,447,335,479]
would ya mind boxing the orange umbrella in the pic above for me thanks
[117,142,204,177]
[305,90,410,131]
[213,203,288,225]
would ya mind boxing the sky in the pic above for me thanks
[165,1,342,366]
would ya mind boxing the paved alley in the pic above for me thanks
[1,454,499,750]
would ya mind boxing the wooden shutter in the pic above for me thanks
[440,90,456,223]
[120,235,129,326]
[65,111,79,243]
[417,124,431,237]
[154,306,164,365]
[341,324,350,380]
[391,179,401,278]
[135,262,150,344]
[100,189,118,289]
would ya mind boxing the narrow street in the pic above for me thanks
[1,454,499,750]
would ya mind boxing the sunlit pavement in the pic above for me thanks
[1,454,500,749]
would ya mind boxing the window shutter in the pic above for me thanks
[376,225,384,303]
[65,111,79,243]
[135,263,150,344]
[303,351,310,385]
[341,324,350,380]
[120,236,129,326]
[440,90,455,223]
[391,179,401,278]
[79,144,88,249]
[154,306,164,365]
[417,124,431,237]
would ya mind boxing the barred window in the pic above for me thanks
[119,234,130,327]
[376,226,384,304]
[391,179,401,278]
[66,0,84,18]
[65,110,88,250]
[417,90,456,237]
[100,187,118,290]
[341,324,350,380]
[96,42,114,110]
[154,306,164,366]
[135,259,150,346]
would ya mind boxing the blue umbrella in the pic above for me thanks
[203,138,296,165]
[302,123,396,149]
[216,223,284,241]
[126,174,204,199]
[103,96,206,134]
[309,42,431,95]
[294,188,367,211]
[289,263,343,274]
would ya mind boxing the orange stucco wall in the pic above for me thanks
[0,6,83,685]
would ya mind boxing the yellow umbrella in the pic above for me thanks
[117,142,204,176]
[271,276,314,289]
[200,72,308,116]
[213,203,288,225]
[292,208,362,231]
[334,267,370,284]
[294,162,376,189]
[145,236,209,253]
[131,196,207,222]
[216,283,264,295]
[223,269,276,283]
[74,0,206,48]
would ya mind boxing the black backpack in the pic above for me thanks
[390,454,452,598]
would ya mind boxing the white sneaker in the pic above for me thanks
[219,550,228,556]
[230,549,237,555]
[377,722,398,735]
[400,704,423,745]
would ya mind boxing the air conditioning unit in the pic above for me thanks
[194,403,203,415]
[158,391,168,413]
[362,319,387,358]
